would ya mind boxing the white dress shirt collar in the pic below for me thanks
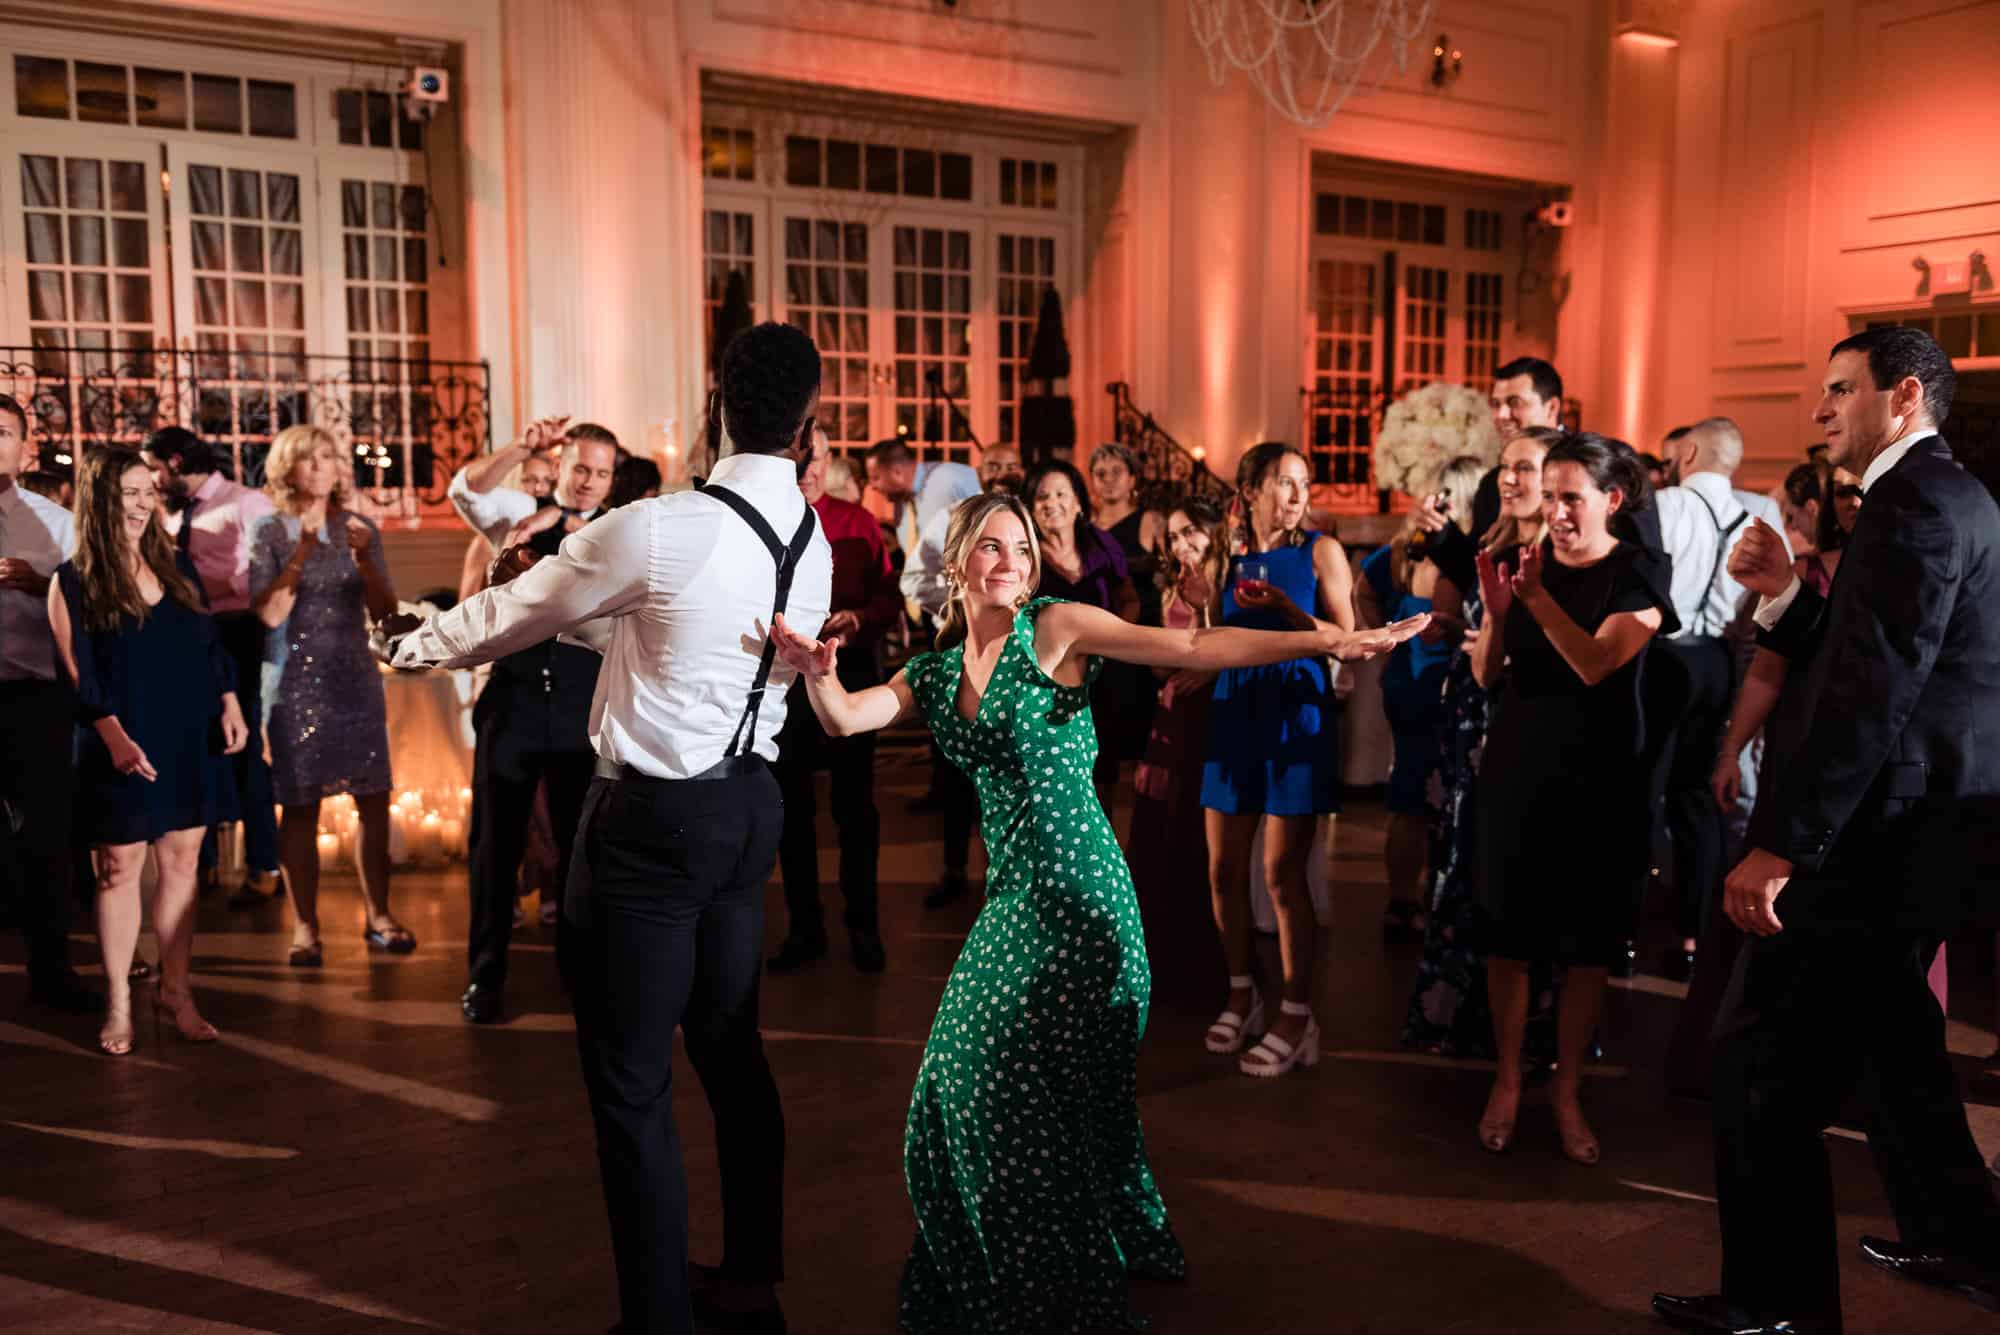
[1860,428,1937,494]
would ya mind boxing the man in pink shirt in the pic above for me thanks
[147,428,280,905]
[769,430,901,973]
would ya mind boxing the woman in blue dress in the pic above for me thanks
[1356,454,1483,943]
[48,446,248,1055]
[1200,442,1358,1076]
[771,492,1424,1334]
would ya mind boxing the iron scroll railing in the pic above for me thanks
[1103,381,1232,508]
[0,344,491,514]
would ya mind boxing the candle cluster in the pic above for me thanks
[314,788,473,870]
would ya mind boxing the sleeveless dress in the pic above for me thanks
[58,555,241,845]
[899,597,1186,1335]
[1199,533,1340,816]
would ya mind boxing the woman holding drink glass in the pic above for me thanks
[1199,442,1357,1076]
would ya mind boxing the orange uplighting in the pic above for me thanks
[1616,28,1680,49]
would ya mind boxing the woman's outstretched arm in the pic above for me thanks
[771,614,918,737]
[1032,598,1425,678]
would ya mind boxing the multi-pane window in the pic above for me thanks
[784,217,871,447]
[1464,271,1505,384]
[1306,257,1377,485]
[1866,311,2000,361]
[1315,192,1447,246]
[996,233,1057,446]
[185,163,305,379]
[1465,208,1504,252]
[999,158,1057,209]
[703,208,756,368]
[14,55,295,137]
[21,154,156,375]
[334,88,424,152]
[891,225,973,457]
[783,135,973,203]
[1398,266,1449,391]
[703,125,756,181]
[341,180,430,375]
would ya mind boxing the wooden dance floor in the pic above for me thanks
[4,739,1996,1333]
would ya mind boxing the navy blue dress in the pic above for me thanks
[1199,533,1342,816]
[59,555,240,845]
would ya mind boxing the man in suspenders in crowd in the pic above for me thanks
[1650,417,1788,981]
[446,421,620,1024]
[381,322,831,1335]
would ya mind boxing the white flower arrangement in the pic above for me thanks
[1371,381,1503,497]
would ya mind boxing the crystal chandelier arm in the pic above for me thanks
[1188,0,1437,129]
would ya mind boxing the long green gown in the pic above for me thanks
[897,598,1186,1335]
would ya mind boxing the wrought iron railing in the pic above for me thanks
[1104,381,1232,508]
[0,344,490,516]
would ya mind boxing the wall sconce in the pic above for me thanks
[1912,255,1931,298]
[1431,36,1462,87]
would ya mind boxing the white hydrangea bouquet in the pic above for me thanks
[1372,381,1503,496]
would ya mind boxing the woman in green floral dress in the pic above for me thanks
[772,493,1423,1334]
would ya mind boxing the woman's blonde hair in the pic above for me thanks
[936,492,1041,650]
[263,424,350,513]
[1390,453,1486,590]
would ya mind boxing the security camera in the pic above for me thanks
[405,67,449,105]
[1534,201,1574,228]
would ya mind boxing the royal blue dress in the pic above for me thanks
[58,554,240,845]
[1199,533,1342,817]
[1360,544,1452,814]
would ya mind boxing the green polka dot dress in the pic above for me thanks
[897,598,1186,1334]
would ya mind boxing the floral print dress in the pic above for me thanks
[898,597,1186,1334]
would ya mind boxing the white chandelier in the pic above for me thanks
[1187,0,1437,129]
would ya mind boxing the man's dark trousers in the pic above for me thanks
[1658,633,1735,938]
[1713,914,2000,1326]
[566,762,785,1335]
[0,680,76,984]
[773,668,879,942]
[467,683,594,990]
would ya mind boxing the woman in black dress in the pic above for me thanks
[1470,433,1676,1162]
[48,446,248,1055]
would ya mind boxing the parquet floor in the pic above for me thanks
[3,740,1996,1334]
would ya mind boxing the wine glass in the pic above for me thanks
[1236,559,1268,598]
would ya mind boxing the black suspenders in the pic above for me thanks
[1686,487,1749,637]
[699,482,817,758]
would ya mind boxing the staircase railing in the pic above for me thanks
[1104,381,1233,508]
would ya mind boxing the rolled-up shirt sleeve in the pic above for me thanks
[447,465,536,547]
[395,504,651,668]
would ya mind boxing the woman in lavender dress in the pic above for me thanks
[250,425,413,965]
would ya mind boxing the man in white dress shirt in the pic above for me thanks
[0,393,95,1012]
[444,420,619,1025]
[385,324,831,1335]
[1650,417,1789,976]
[146,427,281,905]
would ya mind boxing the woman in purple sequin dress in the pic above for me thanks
[250,425,414,965]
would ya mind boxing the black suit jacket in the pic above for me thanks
[1750,435,2000,932]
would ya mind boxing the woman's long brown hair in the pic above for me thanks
[74,445,201,632]
[1157,495,1228,626]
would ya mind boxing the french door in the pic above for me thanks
[716,190,1068,465]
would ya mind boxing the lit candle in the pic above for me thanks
[440,816,464,857]
[420,811,444,864]
[316,832,339,869]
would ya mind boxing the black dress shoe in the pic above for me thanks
[691,1292,786,1334]
[766,936,827,973]
[460,981,504,1024]
[850,929,886,974]
[28,971,101,1015]
[923,872,970,910]
[1650,1292,1832,1334]
[1859,1235,2000,1311]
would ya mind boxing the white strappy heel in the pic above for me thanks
[1239,1000,1320,1077]
[1204,975,1265,1054]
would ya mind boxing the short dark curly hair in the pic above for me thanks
[719,322,821,455]
[1831,325,1956,426]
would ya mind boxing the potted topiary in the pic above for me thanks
[1018,286,1074,469]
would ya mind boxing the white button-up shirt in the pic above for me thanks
[0,482,75,682]
[1655,471,1788,637]
[170,471,275,614]
[448,467,539,547]
[396,451,832,777]
[1753,429,1936,629]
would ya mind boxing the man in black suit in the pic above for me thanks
[1654,327,2000,1335]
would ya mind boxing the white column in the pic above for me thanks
[502,0,702,460]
